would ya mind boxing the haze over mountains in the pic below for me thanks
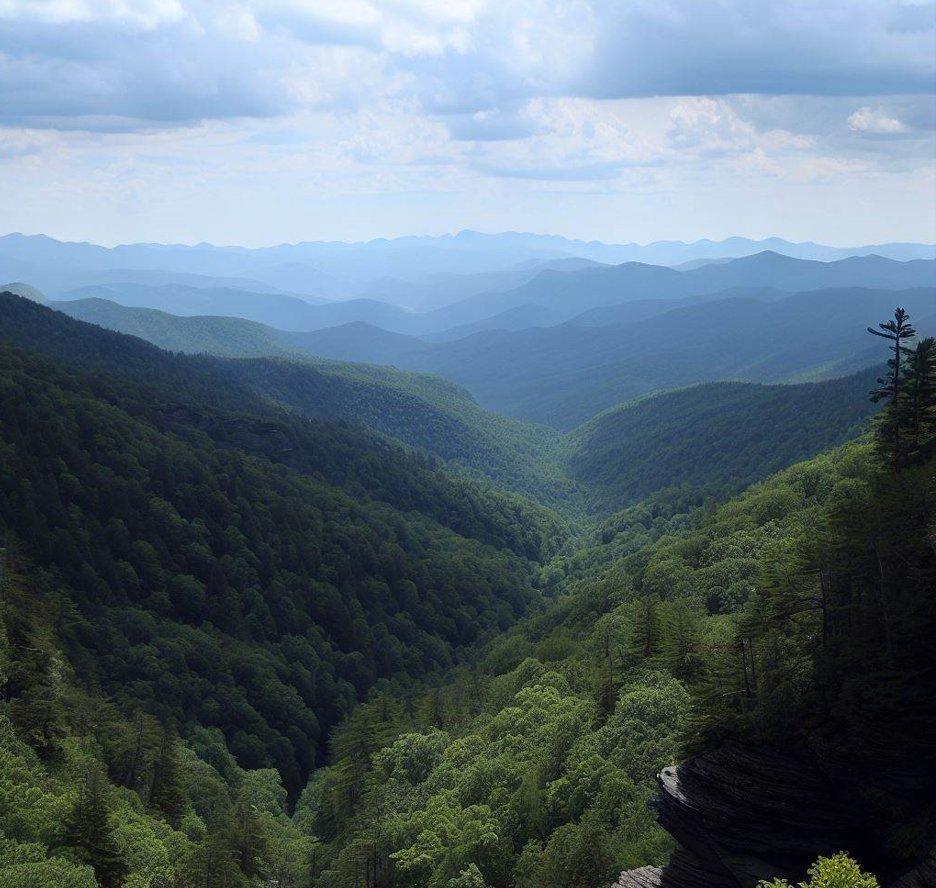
[5,229,935,463]
[4,227,929,516]
[2,227,934,887]
[31,235,934,430]
[8,218,929,508]
[3,230,934,301]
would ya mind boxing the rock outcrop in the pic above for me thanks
[614,742,936,887]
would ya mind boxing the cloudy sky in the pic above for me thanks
[1,0,935,246]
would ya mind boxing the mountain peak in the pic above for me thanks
[1,281,47,303]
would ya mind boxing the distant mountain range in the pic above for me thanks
[12,235,935,435]
[277,287,936,427]
[5,288,887,518]
[2,231,933,306]
[53,280,936,431]
[41,250,936,340]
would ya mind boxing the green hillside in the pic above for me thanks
[3,405,931,886]
[0,293,568,804]
[54,297,296,357]
[51,297,577,510]
[566,371,881,511]
[274,391,936,887]
[48,295,888,516]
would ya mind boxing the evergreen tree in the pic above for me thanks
[149,726,187,826]
[900,336,936,463]
[112,710,162,796]
[228,801,267,879]
[659,600,702,681]
[868,307,917,467]
[62,767,127,888]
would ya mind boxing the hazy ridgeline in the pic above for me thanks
[0,230,934,888]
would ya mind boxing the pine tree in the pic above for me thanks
[113,710,162,796]
[900,336,936,463]
[62,767,127,888]
[228,801,267,879]
[868,307,917,468]
[149,726,187,826]
[659,600,702,681]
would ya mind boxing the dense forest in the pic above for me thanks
[50,293,889,515]
[0,292,934,887]
[566,371,880,511]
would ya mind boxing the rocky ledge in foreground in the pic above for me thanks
[614,742,935,888]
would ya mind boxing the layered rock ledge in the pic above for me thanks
[614,742,935,887]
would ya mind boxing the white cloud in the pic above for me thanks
[469,97,658,180]
[0,0,185,28]
[668,98,758,155]
[848,105,910,134]
[1,0,933,131]
[0,0,932,244]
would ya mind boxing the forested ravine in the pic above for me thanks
[0,294,933,888]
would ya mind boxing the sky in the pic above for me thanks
[1,0,935,247]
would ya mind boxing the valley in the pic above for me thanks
[0,230,934,888]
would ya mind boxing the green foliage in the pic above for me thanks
[50,292,582,511]
[868,309,936,468]
[0,856,99,888]
[759,852,879,888]
[567,373,879,511]
[0,291,932,887]
[61,767,126,888]
[303,665,682,887]
[447,862,488,888]
[0,316,559,793]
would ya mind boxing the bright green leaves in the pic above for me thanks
[0,857,98,888]
[759,852,880,888]
[390,795,501,888]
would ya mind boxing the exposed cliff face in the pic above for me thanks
[892,851,936,887]
[614,743,935,888]
[613,848,732,888]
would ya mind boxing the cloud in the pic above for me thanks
[465,97,660,180]
[0,0,186,28]
[0,128,50,159]
[471,160,627,181]
[848,105,912,136]
[577,1,936,99]
[0,0,933,246]
[444,108,541,142]
[667,98,758,156]
[0,2,400,129]
[2,0,932,133]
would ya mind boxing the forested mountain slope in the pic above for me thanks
[0,292,567,802]
[34,295,576,509]
[289,407,936,887]
[48,294,885,514]
[55,297,299,357]
[566,370,881,511]
[0,294,932,888]
[288,286,936,428]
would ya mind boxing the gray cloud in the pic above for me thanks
[575,1,936,99]
[0,18,295,128]
[444,108,542,142]
[1,0,931,133]
[471,160,625,180]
